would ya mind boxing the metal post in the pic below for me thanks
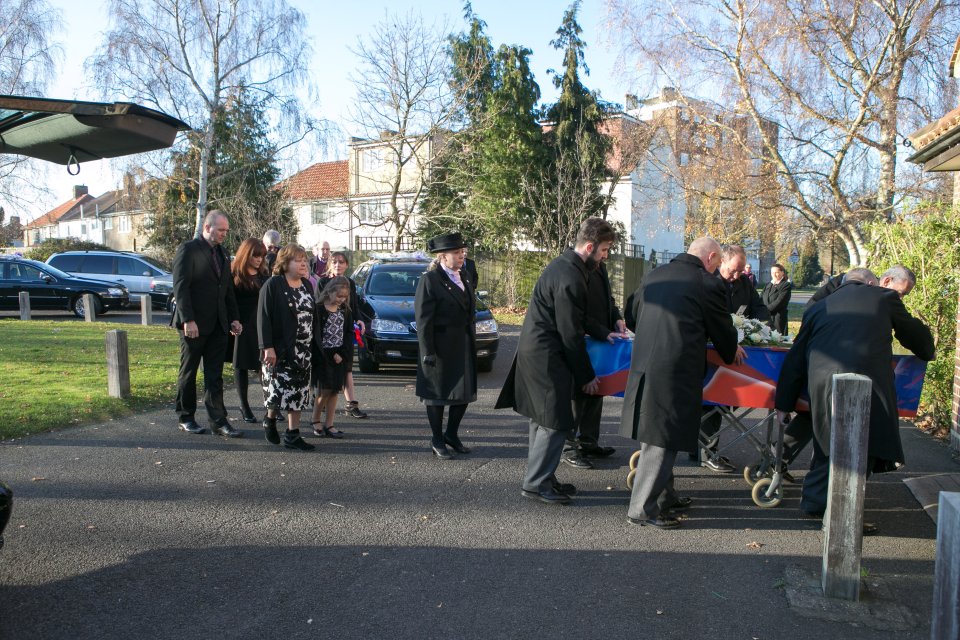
[822,373,872,601]
[83,293,96,322]
[105,330,130,398]
[18,292,30,320]
[141,294,152,326]
[932,492,960,640]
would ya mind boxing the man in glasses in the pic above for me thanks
[262,230,281,271]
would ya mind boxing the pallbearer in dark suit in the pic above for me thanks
[774,269,934,532]
[415,232,478,459]
[172,210,242,437]
[496,218,615,504]
[620,238,742,528]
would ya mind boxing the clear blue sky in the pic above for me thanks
[30,0,634,221]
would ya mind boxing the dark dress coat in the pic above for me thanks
[774,282,935,472]
[808,274,844,307]
[584,261,622,340]
[495,250,595,431]
[761,279,792,334]
[172,237,238,335]
[258,275,315,367]
[414,266,477,404]
[463,257,479,291]
[619,253,739,452]
[313,303,352,392]
[717,271,769,320]
[228,272,269,369]
[317,276,359,366]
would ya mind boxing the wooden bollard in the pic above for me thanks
[105,330,130,398]
[83,293,96,322]
[932,492,960,639]
[822,373,872,601]
[18,291,30,320]
[141,294,153,325]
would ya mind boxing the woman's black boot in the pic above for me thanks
[262,416,280,444]
[284,429,315,451]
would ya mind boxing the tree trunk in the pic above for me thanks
[835,226,863,268]
[194,121,215,239]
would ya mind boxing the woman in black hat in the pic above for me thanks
[414,232,478,459]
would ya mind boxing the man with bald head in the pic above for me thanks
[620,238,743,529]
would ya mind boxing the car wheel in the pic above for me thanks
[357,348,380,373]
[477,357,494,373]
[71,294,102,319]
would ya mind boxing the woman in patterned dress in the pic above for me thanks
[228,238,269,422]
[311,276,352,438]
[257,244,315,451]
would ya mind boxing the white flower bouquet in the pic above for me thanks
[731,314,788,346]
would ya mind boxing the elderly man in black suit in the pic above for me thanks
[496,217,615,505]
[173,210,243,437]
[620,237,743,529]
[774,268,934,533]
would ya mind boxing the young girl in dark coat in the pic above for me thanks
[311,276,352,438]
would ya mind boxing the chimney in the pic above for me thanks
[625,94,639,110]
[123,172,135,194]
[379,130,398,140]
[73,185,89,199]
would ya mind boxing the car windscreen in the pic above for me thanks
[365,265,426,296]
[136,254,170,273]
[38,263,76,279]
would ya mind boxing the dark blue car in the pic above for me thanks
[352,255,499,373]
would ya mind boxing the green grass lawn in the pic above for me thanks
[0,320,189,439]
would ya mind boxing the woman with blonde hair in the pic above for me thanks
[257,244,315,451]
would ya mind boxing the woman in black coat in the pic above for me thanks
[415,232,477,459]
[228,238,269,422]
[258,244,316,451]
[761,263,792,335]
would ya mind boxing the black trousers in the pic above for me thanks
[564,392,603,451]
[175,329,228,423]
[800,435,875,515]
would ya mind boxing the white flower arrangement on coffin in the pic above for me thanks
[730,313,787,346]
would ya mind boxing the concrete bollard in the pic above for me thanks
[18,292,30,320]
[83,293,96,322]
[141,294,153,326]
[822,373,872,601]
[105,330,130,399]
[932,492,960,640]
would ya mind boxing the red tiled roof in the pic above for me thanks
[25,193,96,229]
[278,160,348,201]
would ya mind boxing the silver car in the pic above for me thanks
[47,250,175,311]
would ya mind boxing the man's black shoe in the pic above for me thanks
[551,480,577,496]
[212,420,243,438]
[561,451,593,469]
[627,515,680,529]
[701,456,734,473]
[521,488,571,504]
[662,496,692,512]
[862,522,880,536]
[581,445,615,458]
[178,420,206,434]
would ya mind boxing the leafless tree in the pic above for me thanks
[0,0,63,213]
[90,0,319,238]
[606,0,959,266]
[348,11,484,251]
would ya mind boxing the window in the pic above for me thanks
[80,224,86,235]
[49,254,82,272]
[118,257,150,276]
[362,148,384,172]
[103,218,113,230]
[6,262,43,281]
[80,255,115,274]
[357,201,385,223]
[311,203,332,225]
[118,216,131,233]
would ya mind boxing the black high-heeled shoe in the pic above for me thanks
[443,436,471,454]
[313,423,344,439]
[241,410,258,423]
[431,443,455,459]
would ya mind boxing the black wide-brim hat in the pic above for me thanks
[427,232,468,253]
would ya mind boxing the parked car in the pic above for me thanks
[351,254,499,373]
[0,255,129,317]
[47,250,174,311]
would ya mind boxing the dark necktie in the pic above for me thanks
[211,246,221,278]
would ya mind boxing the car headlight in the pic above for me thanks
[107,287,125,296]
[370,318,409,334]
[475,319,498,334]
[151,280,173,293]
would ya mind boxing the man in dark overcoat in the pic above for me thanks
[699,244,770,472]
[620,237,741,528]
[774,269,934,529]
[561,255,626,470]
[173,210,242,437]
[496,218,615,504]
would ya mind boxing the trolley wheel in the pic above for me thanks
[629,450,641,471]
[751,477,783,508]
[626,468,637,491]
[743,464,767,487]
